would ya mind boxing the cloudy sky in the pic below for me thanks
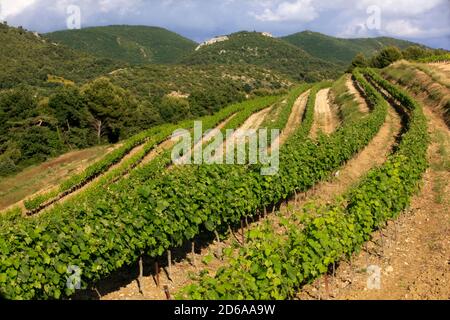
[1,0,449,49]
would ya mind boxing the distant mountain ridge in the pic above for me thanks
[45,25,198,64]
[181,31,342,82]
[43,25,430,81]
[282,30,425,66]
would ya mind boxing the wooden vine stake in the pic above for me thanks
[163,285,171,300]
[155,261,160,287]
[191,242,197,268]
[241,220,245,245]
[214,230,220,243]
[167,250,172,279]
[94,286,101,299]
[137,256,144,295]
[214,230,222,260]
[317,278,321,300]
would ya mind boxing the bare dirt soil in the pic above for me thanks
[211,106,273,160]
[311,88,339,139]
[239,107,272,131]
[346,75,370,114]
[278,90,310,145]
[176,114,237,165]
[297,105,450,300]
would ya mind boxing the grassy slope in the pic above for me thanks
[282,30,424,65]
[45,25,197,64]
[181,31,342,82]
[0,145,110,211]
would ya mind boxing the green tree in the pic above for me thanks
[82,77,136,143]
[370,46,403,68]
[17,125,64,165]
[348,53,368,72]
[0,86,37,122]
[48,86,96,148]
[402,46,430,60]
[48,86,89,130]
[159,96,191,123]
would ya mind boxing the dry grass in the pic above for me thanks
[0,145,111,210]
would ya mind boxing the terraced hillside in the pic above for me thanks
[1,20,449,301]
[2,61,448,301]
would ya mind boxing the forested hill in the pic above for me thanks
[0,22,123,89]
[282,30,426,66]
[45,25,198,64]
[180,31,342,82]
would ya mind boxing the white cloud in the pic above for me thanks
[355,0,446,16]
[385,19,450,38]
[0,0,36,19]
[253,0,318,22]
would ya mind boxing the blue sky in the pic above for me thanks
[1,0,449,49]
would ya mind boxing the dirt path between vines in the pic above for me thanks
[297,105,450,300]
[277,90,310,145]
[148,114,237,168]
[294,107,400,206]
[310,88,339,139]
[96,85,403,301]
[346,75,370,114]
[210,106,273,160]
[239,107,272,131]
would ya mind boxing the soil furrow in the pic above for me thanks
[311,88,339,139]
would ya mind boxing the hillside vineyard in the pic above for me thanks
[0,21,449,301]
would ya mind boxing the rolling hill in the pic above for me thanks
[180,31,343,82]
[45,25,198,64]
[282,30,424,66]
[0,24,292,175]
[0,22,123,89]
